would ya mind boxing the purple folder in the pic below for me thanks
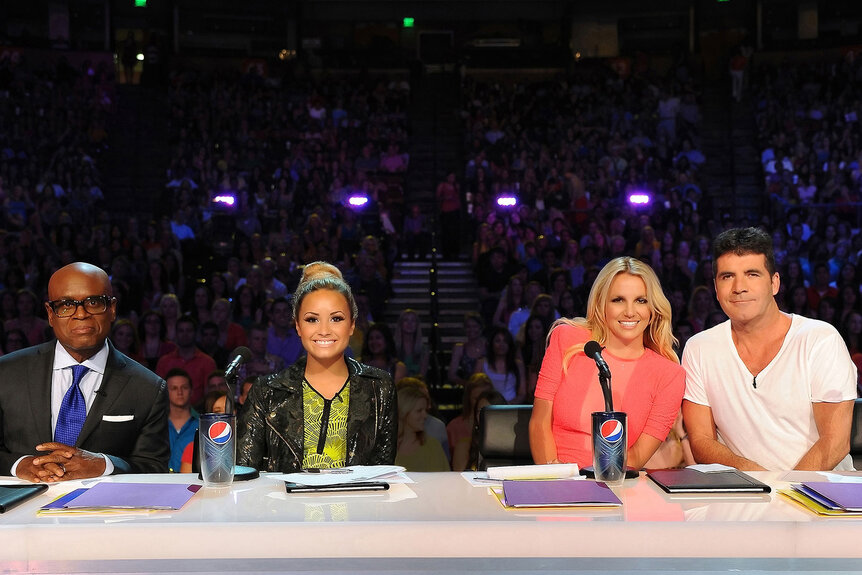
[502,479,622,508]
[800,482,862,511]
[63,483,201,510]
[41,488,88,510]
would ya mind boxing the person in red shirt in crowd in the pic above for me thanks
[156,316,216,406]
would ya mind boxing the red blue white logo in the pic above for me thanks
[207,421,232,445]
[600,419,624,443]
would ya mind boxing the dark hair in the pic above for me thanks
[463,311,484,331]
[3,327,29,351]
[557,288,579,317]
[204,390,229,413]
[189,283,213,318]
[138,309,167,340]
[361,322,397,362]
[712,227,776,276]
[110,318,140,355]
[175,315,198,331]
[207,369,226,382]
[165,367,192,386]
[147,259,170,293]
[15,288,39,310]
[486,326,520,392]
[548,269,571,298]
[200,321,219,335]
[233,284,263,320]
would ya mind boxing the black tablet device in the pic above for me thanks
[0,484,49,513]
[647,468,771,493]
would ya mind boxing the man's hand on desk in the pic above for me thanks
[14,455,57,483]
[28,442,107,481]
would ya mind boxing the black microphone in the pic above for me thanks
[225,346,252,379]
[584,340,613,412]
[584,340,611,379]
[223,346,252,414]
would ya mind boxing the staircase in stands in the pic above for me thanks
[385,258,479,421]
[699,75,763,224]
[102,84,171,222]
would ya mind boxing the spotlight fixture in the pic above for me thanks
[627,192,651,206]
[347,195,369,208]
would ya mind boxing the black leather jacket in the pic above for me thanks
[237,356,397,472]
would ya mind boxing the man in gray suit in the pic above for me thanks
[0,262,169,482]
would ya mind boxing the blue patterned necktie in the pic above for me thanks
[54,365,90,445]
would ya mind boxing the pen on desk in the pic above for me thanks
[302,468,353,474]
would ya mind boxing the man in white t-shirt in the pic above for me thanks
[682,227,856,471]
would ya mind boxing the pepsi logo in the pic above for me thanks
[207,421,232,445]
[600,419,624,443]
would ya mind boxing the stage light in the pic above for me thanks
[628,192,651,206]
[496,195,517,208]
[348,195,369,208]
[213,194,237,207]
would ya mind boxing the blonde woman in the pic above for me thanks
[158,293,182,342]
[395,384,449,471]
[529,256,685,469]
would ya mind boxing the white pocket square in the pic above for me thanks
[102,415,134,422]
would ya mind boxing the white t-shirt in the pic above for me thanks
[683,315,857,471]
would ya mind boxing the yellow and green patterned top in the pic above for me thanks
[301,379,349,469]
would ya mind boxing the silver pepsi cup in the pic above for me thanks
[591,411,627,486]
[199,412,236,487]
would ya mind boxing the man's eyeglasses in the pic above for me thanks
[47,295,115,318]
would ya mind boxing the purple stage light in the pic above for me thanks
[348,195,369,208]
[496,195,517,208]
[213,194,236,207]
[627,193,651,206]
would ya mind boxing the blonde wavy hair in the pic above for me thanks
[397,383,431,446]
[551,256,678,371]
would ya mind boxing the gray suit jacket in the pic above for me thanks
[0,340,169,475]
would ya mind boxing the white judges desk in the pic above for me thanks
[2,471,862,575]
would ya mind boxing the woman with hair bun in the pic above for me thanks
[530,256,685,469]
[238,265,397,472]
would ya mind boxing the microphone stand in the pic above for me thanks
[599,374,614,413]
[223,369,239,415]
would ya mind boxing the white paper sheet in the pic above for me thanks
[271,465,406,486]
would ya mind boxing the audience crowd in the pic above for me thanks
[1,48,860,472]
[751,51,862,386]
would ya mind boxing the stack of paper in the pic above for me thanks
[275,465,406,487]
[495,479,622,508]
[39,483,200,515]
[779,482,862,516]
[487,464,580,480]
